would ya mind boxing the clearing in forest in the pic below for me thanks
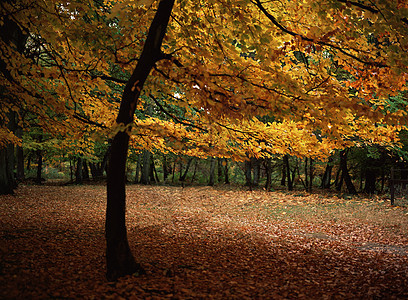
[0,185,407,299]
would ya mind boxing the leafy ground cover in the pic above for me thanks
[1,185,407,299]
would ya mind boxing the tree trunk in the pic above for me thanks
[75,157,83,184]
[244,159,252,187]
[106,0,174,281]
[191,159,199,183]
[16,126,24,181]
[321,157,333,189]
[150,157,158,183]
[162,154,169,181]
[180,157,193,182]
[83,160,90,181]
[304,157,309,190]
[363,158,377,194]
[224,158,230,184]
[69,159,74,182]
[133,153,141,183]
[208,157,216,186]
[152,160,160,183]
[217,158,223,183]
[0,144,16,194]
[140,150,151,185]
[284,155,293,191]
[253,158,261,186]
[280,160,286,186]
[35,149,43,185]
[265,158,272,191]
[308,158,313,192]
[171,159,176,183]
[0,12,28,194]
[339,150,357,194]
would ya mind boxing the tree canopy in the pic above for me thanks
[1,0,407,160]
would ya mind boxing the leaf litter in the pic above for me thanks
[0,185,407,299]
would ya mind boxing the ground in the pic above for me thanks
[1,184,407,299]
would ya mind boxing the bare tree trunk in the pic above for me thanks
[339,150,357,194]
[106,0,175,281]
[162,154,169,181]
[280,160,286,186]
[265,158,272,191]
[253,158,261,186]
[134,153,141,183]
[208,157,216,186]
[224,158,230,184]
[35,149,43,185]
[284,155,293,191]
[321,157,333,189]
[75,157,83,184]
[217,158,223,183]
[180,157,194,182]
[140,150,151,185]
[16,126,24,181]
[245,159,252,187]
[191,159,199,183]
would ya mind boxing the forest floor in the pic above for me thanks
[1,184,408,299]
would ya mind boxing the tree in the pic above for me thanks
[0,13,26,194]
[105,0,175,281]
[2,0,408,280]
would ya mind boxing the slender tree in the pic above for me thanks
[105,0,175,281]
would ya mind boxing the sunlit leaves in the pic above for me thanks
[1,0,407,162]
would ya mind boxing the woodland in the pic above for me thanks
[1,0,408,297]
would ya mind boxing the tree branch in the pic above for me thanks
[149,94,208,133]
[252,0,387,67]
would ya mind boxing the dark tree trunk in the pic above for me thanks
[27,152,32,172]
[363,158,377,194]
[0,12,28,194]
[35,149,43,185]
[208,157,216,186]
[0,112,17,194]
[140,150,151,184]
[252,158,261,186]
[308,158,313,192]
[90,153,108,180]
[380,165,385,193]
[217,158,223,183]
[106,0,174,281]
[280,160,286,186]
[75,157,83,184]
[364,169,377,194]
[265,158,272,191]
[339,150,357,194]
[180,157,193,182]
[134,153,141,183]
[321,157,333,189]
[0,144,16,194]
[171,159,176,183]
[69,159,74,182]
[304,157,309,190]
[244,159,252,187]
[190,159,199,183]
[224,158,230,184]
[150,157,158,183]
[284,155,293,191]
[162,154,169,181]
[16,126,24,181]
[83,160,90,181]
